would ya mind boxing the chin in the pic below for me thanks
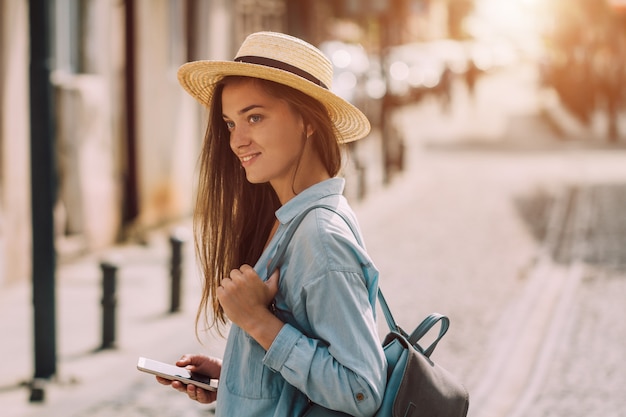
[245,174,266,184]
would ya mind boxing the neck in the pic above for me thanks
[273,139,331,204]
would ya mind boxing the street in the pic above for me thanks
[358,63,626,417]
[3,63,626,417]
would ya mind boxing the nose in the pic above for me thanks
[229,125,251,150]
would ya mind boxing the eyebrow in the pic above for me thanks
[222,104,264,119]
[239,104,263,114]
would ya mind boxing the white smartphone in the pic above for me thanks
[137,357,218,391]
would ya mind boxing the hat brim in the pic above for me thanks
[177,61,370,143]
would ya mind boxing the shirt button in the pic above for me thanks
[355,392,365,402]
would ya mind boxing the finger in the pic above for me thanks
[170,380,187,393]
[155,376,172,386]
[197,356,223,379]
[178,354,203,369]
[186,383,198,400]
[175,354,193,367]
[221,275,233,287]
[229,266,245,280]
[176,355,223,379]
[195,387,216,404]
[239,264,264,285]
[266,269,280,297]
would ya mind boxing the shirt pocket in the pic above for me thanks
[224,325,284,399]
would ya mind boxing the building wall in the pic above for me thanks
[0,0,31,286]
[0,0,293,286]
[133,0,193,228]
[52,0,124,252]
[233,0,287,46]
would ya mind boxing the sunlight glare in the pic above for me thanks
[475,0,537,34]
[468,0,543,57]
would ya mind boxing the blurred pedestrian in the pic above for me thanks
[464,59,479,99]
[156,31,387,416]
[439,66,453,113]
[593,42,623,142]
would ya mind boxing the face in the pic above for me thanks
[221,79,313,197]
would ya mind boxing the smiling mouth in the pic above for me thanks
[240,153,260,163]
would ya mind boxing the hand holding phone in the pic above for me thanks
[137,357,218,391]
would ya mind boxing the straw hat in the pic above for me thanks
[177,31,370,143]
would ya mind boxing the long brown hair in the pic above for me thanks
[194,76,343,336]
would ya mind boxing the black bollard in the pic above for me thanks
[100,261,118,349]
[29,378,46,403]
[169,232,185,313]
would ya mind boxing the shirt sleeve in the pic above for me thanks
[263,269,387,417]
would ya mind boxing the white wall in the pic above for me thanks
[134,0,195,227]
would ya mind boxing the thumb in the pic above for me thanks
[175,354,194,367]
[266,269,280,298]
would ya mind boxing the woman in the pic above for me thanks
[158,31,386,416]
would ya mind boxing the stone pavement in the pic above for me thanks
[1,221,227,416]
[3,63,626,417]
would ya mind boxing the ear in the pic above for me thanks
[305,124,315,139]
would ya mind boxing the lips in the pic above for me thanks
[240,152,260,164]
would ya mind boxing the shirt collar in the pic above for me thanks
[275,178,345,225]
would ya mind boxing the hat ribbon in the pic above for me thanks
[234,55,329,90]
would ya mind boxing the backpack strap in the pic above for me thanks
[266,204,352,275]
[266,204,405,336]
[408,313,450,358]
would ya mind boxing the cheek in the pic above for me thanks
[265,122,303,151]
[279,133,306,160]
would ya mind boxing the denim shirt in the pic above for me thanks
[215,178,387,417]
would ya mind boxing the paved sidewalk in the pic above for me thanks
[1,222,227,417]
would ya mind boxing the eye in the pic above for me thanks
[224,119,235,131]
[249,114,262,124]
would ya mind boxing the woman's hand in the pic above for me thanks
[155,354,221,404]
[217,266,284,349]
[217,265,278,325]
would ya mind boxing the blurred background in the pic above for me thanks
[2,0,626,416]
[3,0,626,286]
[3,0,626,287]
